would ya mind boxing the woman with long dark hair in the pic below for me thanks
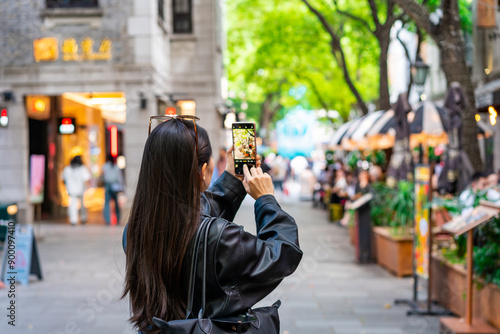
[122,116,302,334]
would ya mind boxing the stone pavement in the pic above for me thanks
[0,195,440,334]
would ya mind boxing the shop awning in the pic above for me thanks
[330,119,356,148]
[409,101,448,147]
[342,110,384,150]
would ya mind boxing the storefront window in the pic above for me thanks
[46,0,98,8]
[173,0,192,33]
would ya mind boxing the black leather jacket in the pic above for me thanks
[123,171,302,319]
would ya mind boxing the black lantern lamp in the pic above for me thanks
[411,56,430,101]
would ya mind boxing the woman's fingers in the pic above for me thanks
[243,164,252,180]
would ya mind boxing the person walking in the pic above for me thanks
[101,155,124,225]
[62,148,91,225]
[122,115,302,334]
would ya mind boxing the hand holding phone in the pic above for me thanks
[242,165,274,199]
[232,122,257,175]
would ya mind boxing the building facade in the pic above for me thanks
[0,0,224,223]
[472,0,500,172]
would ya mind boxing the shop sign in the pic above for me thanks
[33,38,59,62]
[477,0,496,28]
[414,165,431,280]
[1,224,43,286]
[33,37,112,63]
[26,96,51,120]
[58,118,76,134]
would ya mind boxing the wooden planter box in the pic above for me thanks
[372,226,412,277]
[431,254,500,330]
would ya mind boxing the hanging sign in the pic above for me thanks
[414,165,431,280]
[442,204,499,236]
[477,0,496,28]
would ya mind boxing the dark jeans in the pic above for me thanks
[104,184,121,225]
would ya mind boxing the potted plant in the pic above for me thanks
[369,182,395,260]
[372,180,414,277]
[431,197,500,329]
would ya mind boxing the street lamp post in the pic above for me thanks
[411,56,430,101]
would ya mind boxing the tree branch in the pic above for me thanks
[392,0,436,40]
[302,0,340,44]
[396,27,413,97]
[301,74,331,111]
[367,0,381,28]
[384,0,399,28]
[333,0,373,32]
[302,0,369,115]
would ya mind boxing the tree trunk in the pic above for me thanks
[259,93,281,145]
[392,0,483,171]
[439,31,483,171]
[259,94,273,144]
[378,37,391,110]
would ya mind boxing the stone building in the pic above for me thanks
[0,0,225,223]
[472,0,500,172]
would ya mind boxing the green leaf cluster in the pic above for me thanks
[389,180,414,235]
[226,0,380,123]
[370,182,396,227]
[370,180,414,235]
[473,215,500,288]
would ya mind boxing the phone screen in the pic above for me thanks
[232,123,256,175]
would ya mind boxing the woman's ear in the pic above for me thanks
[201,162,208,182]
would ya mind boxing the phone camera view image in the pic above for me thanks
[232,123,256,174]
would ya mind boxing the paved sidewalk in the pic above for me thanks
[0,196,440,334]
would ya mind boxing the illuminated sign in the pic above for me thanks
[489,106,497,126]
[33,38,59,62]
[34,37,112,63]
[0,108,8,127]
[26,96,51,120]
[165,107,176,115]
[58,118,76,134]
[109,125,118,157]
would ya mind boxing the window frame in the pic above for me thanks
[172,0,193,34]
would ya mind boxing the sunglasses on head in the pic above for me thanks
[148,114,201,154]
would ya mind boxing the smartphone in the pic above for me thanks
[232,122,257,175]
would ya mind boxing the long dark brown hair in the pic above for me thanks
[122,119,212,333]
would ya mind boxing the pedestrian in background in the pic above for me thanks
[216,147,227,178]
[271,155,287,193]
[102,155,124,225]
[62,148,91,225]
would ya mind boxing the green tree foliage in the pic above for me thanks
[226,0,379,133]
